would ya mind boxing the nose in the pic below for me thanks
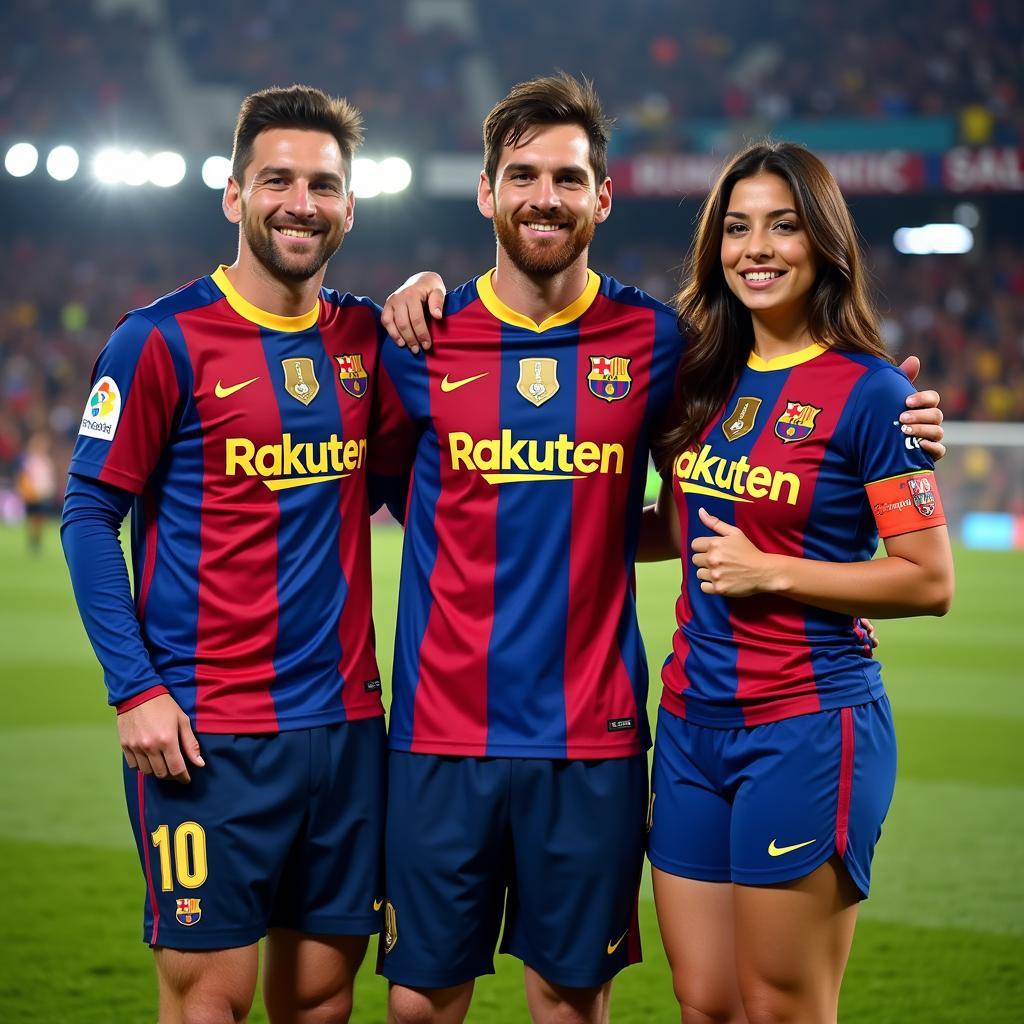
[529,175,561,212]
[745,225,773,260]
[284,181,316,218]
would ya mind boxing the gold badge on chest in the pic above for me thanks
[721,396,762,442]
[281,357,320,406]
[517,357,559,407]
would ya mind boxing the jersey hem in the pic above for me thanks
[506,946,639,987]
[190,705,384,734]
[646,851,732,882]
[387,736,647,759]
[659,684,883,729]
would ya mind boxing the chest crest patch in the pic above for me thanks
[721,396,762,442]
[775,401,822,443]
[282,357,319,406]
[587,355,632,402]
[335,353,368,398]
[517,357,559,407]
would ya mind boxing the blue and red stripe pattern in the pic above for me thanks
[68,267,385,732]
[661,344,947,728]
[379,270,683,758]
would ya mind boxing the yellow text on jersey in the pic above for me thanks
[449,430,624,484]
[673,444,799,505]
[225,433,366,491]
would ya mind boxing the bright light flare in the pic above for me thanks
[378,156,412,194]
[148,151,186,187]
[893,224,974,256]
[46,145,79,181]
[202,155,231,189]
[93,148,125,184]
[351,158,381,198]
[5,142,39,177]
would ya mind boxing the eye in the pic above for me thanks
[724,222,747,235]
[774,220,798,233]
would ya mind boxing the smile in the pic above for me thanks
[276,227,317,238]
[523,222,564,233]
[741,270,784,282]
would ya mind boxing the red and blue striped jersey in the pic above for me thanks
[69,266,385,733]
[661,343,947,728]
[377,270,683,758]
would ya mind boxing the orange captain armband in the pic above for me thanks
[865,470,946,538]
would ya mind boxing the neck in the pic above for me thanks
[224,250,325,318]
[750,307,814,362]
[491,248,591,325]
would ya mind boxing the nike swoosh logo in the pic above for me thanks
[767,838,817,857]
[373,898,384,911]
[215,376,260,398]
[440,372,487,393]
[607,929,629,955]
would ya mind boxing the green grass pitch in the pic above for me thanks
[1,524,1021,1022]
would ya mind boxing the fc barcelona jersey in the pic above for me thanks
[68,266,385,733]
[661,342,947,728]
[377,270,683,758]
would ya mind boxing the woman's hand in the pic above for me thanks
[690,507,778,597]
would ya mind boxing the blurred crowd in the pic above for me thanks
[3,0,1020,150]
[1,233,1021,525]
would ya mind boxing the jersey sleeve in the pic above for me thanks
[847,366,947,538]
[367,340,422,521]
[69,312,184,495]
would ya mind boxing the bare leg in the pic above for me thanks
[734,856,861,1024]
[652,868,747,1024]
[154,944,259,1024]
[387,981,474,1024]
[523,967,611,1024]
[263,929,368,1024]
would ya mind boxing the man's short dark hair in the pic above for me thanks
[231,84,364,189]
[483,73,612,188]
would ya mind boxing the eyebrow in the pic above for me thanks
[724,207,799,219]
[254,166,345,185]
[503,162,589,178]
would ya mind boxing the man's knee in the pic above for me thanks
[388,983,472,1024]
[155,946,257,1024]
[527,975,610,1024]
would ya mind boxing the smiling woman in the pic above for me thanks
[643,141,955,1024]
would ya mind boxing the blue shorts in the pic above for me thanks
[381,753,647,989]
[648,699,897,898]
[124,718,386,949]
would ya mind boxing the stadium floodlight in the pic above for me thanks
[953,202,981,229]
[148,151,187,188]
[46,145,79,181]
[94,147,125,184]
[5,142,39,177]
[378,156,412,194]
[351,158,382,199]
[202,155,232,189]
[893,224,974,256]
[121,150,150,187]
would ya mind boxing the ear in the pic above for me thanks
[342,190,356,235]
[223,176,242,225]
[594,175,612,225]
[477,169,495,221]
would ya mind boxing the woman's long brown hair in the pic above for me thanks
[654,142,892,474]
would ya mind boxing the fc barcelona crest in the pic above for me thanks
[281,357,319,406]
[587,355,632,403]
[908,475,936,517]
[774,400,822,443]
[517,357,560,407]
[175,898,202,927]
[335,353,368,399]
[722,396,762,441]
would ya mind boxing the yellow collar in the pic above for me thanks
[211,266,319,333]
[476,268,601,333]
[747,341,828,372]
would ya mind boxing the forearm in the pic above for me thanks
[61,475,167,705]
[764,543,953,618]
[636,504,679,562]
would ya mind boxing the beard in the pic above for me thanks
[241,205,343,282]
[493,208,596,277]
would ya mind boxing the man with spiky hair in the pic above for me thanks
[62,85,388,1024]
